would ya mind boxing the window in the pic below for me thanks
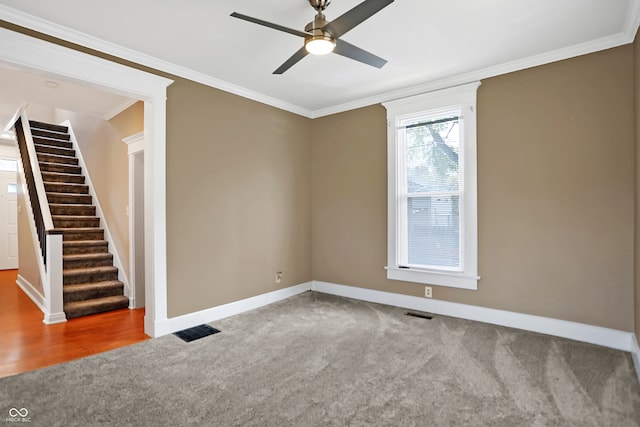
[383,82,480,290]
[0,159,17,172]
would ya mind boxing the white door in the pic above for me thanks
[0,170,18,270]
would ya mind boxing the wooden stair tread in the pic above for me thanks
[64,295,128,307]
[42,171,83,179]
[63,252,112,260]
[64,295,128,305]
[37,152,78,161]
[38,161,81,172]
[64,280,123,291]
[34,141,73,148]
[63,240,109,255]
[32,136,73,148]
[43,181,88,188]
[44,183,89,195]
[49,203,94,208]
[63,280,124,304]
[64,240,108,246]
[63,265,116,274]
[50,204,96,214]
[29,120,69,133]
[63,251,113,269]
[30,128,71,141]
[64,296,129,319]
[53,215,100,220]
[46,191,90,195]
[58,227,103,232]
[34,144,75,157]
[46,193,92,204]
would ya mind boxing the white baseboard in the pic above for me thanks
[43,311,67,324]
[16,274,45,311]
[148,277,639,383]
[311,281,635,353]
[16,274,66,324]
[153,282,312,337]
[631,334,640,384]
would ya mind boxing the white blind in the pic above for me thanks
[398,107,463,271]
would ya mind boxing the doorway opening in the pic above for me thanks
[1,26,172,337]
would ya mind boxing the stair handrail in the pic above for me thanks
[15,113,56,252]
[14,112,66,323]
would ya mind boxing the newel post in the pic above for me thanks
[43,230,66,324]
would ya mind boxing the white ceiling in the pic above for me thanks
[0,64,134,134]
[0,0,639,118]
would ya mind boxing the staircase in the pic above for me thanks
[29,120,129,319]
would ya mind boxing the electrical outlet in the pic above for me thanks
[275,271,282,283]
[424,286,432,298]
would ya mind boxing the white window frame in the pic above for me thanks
[383,82,480,290]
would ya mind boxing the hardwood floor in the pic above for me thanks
[0,269,149,378]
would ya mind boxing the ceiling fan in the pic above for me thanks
[230,0,394,74]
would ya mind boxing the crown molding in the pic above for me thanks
[310,30,636,118]
[0,4,313,118]
[624,0,640,41]
[2,1,639,119]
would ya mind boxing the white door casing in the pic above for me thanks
[123,132,145,309]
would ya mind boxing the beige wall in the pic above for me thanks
[312,46,635,331]
[165,79,312,317]
[54,107,135,282]
[110,101,144,138]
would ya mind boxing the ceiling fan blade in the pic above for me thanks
[273,47,309,74]
[230,12,309,38]
[334,39,387,69]
[323,0,394,38]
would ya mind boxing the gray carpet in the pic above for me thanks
[1,292,639,426]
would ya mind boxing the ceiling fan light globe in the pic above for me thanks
[305,37,335,55]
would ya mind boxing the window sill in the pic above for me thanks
[385,266,479,290]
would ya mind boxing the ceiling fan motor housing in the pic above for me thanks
[304,12,336,54]
[305,13,332,36]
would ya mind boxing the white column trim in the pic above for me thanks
[123,132,145,154]
[44,232,65,324]
[143,99,168,335]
